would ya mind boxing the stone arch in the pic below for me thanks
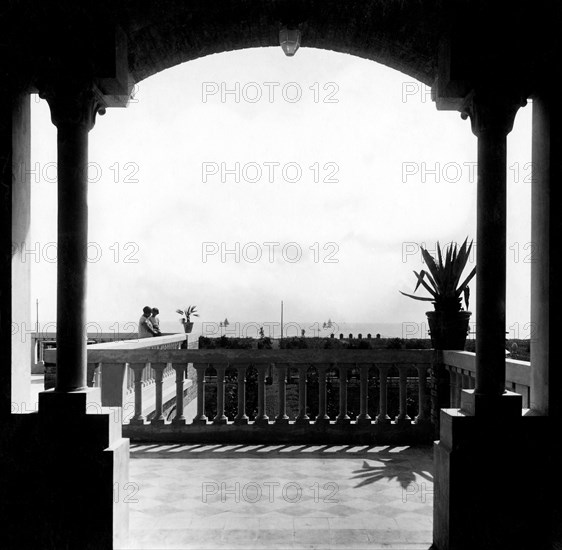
[123,0,442,86]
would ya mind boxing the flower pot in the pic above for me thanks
[183,321,194,334]
[426,310,471,350]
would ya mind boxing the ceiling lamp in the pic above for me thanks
[279,27,301,57]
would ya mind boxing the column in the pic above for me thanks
[461,90,524,414]
[531,90,562,417]
[43,82,106,393]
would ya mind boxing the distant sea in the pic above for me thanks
[81,320,430,340]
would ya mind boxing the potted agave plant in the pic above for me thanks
[400,238,476,350]
[176,305,199,334]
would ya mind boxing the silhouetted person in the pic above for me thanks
[139,306,156,338]
[149,307,161,336]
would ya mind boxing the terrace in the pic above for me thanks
[3,2,560,549]
[41,336,532,549]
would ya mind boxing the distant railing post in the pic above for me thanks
[376,365,391,424]
[193,364,208,424]
[315,364,330,425]
[150,363,166,425]
[415,365,428,423]
[396,365,411,424]
[275,364,289,424]
[295,365,309,425]
[129,363,147,425]
[172,363,186,425]
[255,366,269,425]
[336,364,350,425]
[213,364,228,425]
[357,363,372,425]
[234,364,249,425]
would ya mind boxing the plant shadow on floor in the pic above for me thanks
[350,448,433,490]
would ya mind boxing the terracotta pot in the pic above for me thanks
[183,321,194,334]
[426,310,471,350]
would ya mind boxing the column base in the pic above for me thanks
[433,405,551,550]
[1,391,129,549]
[460,389,522,417]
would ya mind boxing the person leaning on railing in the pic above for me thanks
[139,306,158,338]
[149,307,162,336]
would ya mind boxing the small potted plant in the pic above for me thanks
[400,238,476,350]
[176,305,199,334]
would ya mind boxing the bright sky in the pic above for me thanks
[29,47,532,337]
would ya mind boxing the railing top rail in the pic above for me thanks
[442,350,530,386]
[80,347,435,365]
[44,333,187,362]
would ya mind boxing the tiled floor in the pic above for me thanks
[126,443,433,550]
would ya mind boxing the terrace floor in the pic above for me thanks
[126,443,434,550]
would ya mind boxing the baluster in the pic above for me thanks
[234,364,249,425]
[192,364,208,424]
[462,370,471,391]
[93,364,101,387]
[87,362,97,387]
[213,364,228,424]
[396,365,411,424]
[129,363,147,425]
[376,365,391,424]
[449,368,458,406]
[172,363,187,425]
[150,363,166,425]
[255,365,269,425]
[315,364,330,425]
[357,363,372,425]
[295,365,309,424]
[454,368,463,407]
[127,364,134,393]
[336,364,350,425]
[275,364,289,424]
[415,365,428,423]
[468,372,476,389]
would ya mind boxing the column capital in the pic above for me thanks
[39,80,106,131]
[460,89,527,137]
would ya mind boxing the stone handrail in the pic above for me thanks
[115,348,437,444]
[442,350,531,407]
[43,334,189,414]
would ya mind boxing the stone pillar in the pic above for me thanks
[42,83,106,392]
[1,89,31,413]
[530,90,562,418]
[432,91,550,550]
[460,91,524,415]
